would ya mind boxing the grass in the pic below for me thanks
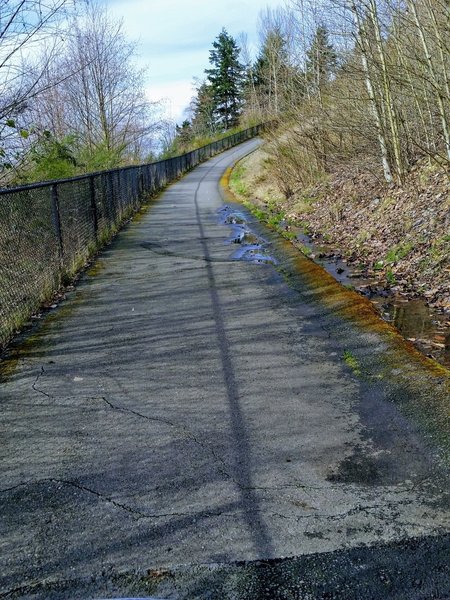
[267,212,285,227]
[298,243,312,257]
[386,269,396,285]
[230,158,320,262]
[229,162,249,197]
[385,242,414,265]
[281,230,297,241]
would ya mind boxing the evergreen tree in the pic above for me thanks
[175,120,193,149]
[305,25,337,95]
[205,29,244,130]
[190,82,217,135]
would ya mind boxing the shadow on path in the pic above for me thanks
[193,163,275,560]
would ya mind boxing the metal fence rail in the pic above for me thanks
[0,125,262,348]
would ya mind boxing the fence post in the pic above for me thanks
[106,172,114,224]
[89,176,98,238]
[139,170,144,199]
[51,183,64,258]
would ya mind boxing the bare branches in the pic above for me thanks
[1,0,160,182]
[255,0,449,191]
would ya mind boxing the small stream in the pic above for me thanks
[219,205,450,368]
[295,230,450,368]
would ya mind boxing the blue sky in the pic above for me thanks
[106,0,282,123]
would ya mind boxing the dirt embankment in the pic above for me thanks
[230,147,450,313]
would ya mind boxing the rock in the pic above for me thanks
[431,342,445,349]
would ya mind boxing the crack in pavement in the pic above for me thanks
[2,385,432,506]
[91,397,435,499]
[0,477,426,526]
[31,366,52,399]
[268,498,428,523]
[93,396,346,494]
[304,502,401,521]
[0,477,224,521]
[0,482,32,494]
[97,396,178,429]
[50,478,224,520]
[92,395,242,486]
[0,474,432,505]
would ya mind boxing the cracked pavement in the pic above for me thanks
[1,139,449,599]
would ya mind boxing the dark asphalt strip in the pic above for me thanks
[4,533,449,599]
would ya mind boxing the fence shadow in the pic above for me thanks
[0,126,263,349]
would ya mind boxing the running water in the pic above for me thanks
[295,231,450,367]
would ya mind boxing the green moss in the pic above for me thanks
[343,350,362,377]
[86,260,106,277]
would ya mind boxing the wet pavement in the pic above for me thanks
[218,205,277,265]
[0,139,449,599]
[293,230,450,367]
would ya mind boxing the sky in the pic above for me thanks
[106,0,282,124]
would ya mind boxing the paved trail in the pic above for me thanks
[1,140,449,599]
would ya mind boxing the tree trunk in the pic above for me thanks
[352,1,393,183]
[408,0,450,161]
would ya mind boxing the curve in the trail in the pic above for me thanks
[0,139,449,600]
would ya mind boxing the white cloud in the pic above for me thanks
[108,0,267,46]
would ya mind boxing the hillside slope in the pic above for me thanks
[230,147,450,312]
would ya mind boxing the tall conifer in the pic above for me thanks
[205,29,244,129]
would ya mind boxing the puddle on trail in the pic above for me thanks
[218,206,449,368]
[218,206,278,266]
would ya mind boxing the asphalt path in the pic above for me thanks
[1,139,449,599]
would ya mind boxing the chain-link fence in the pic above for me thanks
[0,125,262,348]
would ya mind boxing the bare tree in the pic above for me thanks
[255,6,304,117]
[27,1,158,169]
[0,0,72,175]
[258,0,449,193]
[405,0,450,161]
[350,0,395,182]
